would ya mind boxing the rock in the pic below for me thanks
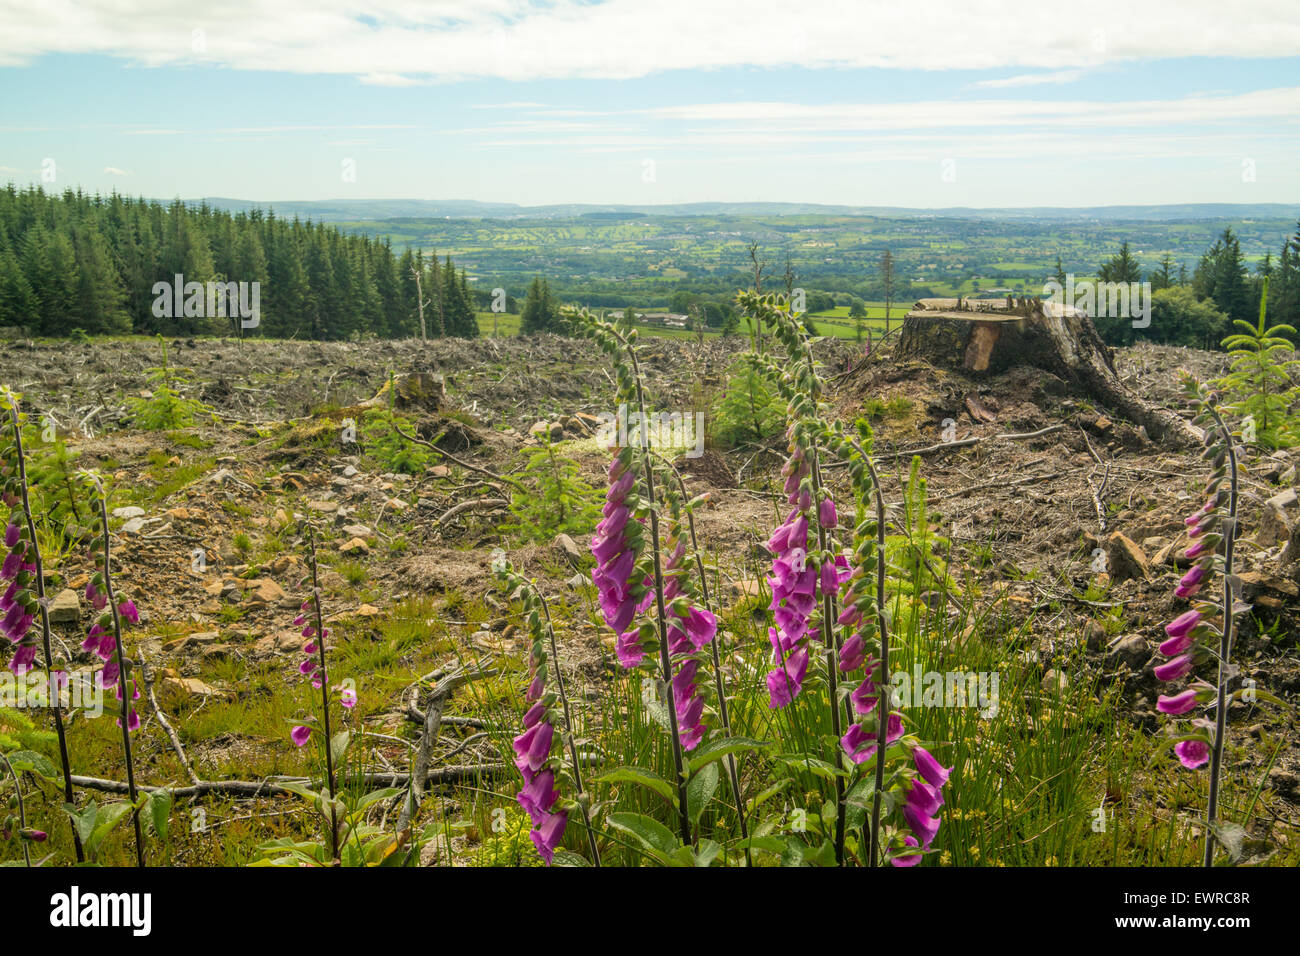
[1257,505,1292,548]
[47,588,81,624]
[529,421,563,442]
[565,573,585,589]
[306,499,337,513]
[342,465,358,478]
[201,644,234,662]
[1106,532,1150,582]
[341,524,373,538]
[161,676,223,698]
[1235,570,1299,610]
[1106,634,1150,670]
[387,497,409,512]
[339,537,369,556]
[1141,536,1169,555]
[429,465,450,478]
[1268,767,1299,796]
[1266,488,1298,511]
[121,517,147,534]
[1041,669,1069,693]
[553,533,582,565]
[112,506,146,520]
[1084,620,1106,652]
[247,579,287,606]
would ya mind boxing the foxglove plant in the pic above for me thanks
[81,470,146,867]
[1154,375,1272,866]
[740,291,950,866]
[585,316,704,845]
[289,521,341,864]
[494,552,600,866]
[0,389,82,859]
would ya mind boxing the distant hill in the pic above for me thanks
[191,198,1299,224]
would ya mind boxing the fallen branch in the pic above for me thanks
[67,765,511,800]
[892,423,1065,459]
[392,422,528,493]
[397,664,496,836]
[430,497,509,531]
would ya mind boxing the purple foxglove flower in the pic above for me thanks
[1174,565,1208,599]
[81,622,104,654]
[819,498,838,529]
[100,659,120,687]
[615,630,645,668]
[903,802,941,848]
[513,721,554,776]
[530,809,568,865]
[840,724,878,765]
[820,559,841,596]
[1184,540,1208,559]
[523,701,547,729]
[2,549,22,580]
[303,641,317,655]
[3,524,18,548]
[8,642,36,675]
[291,725,312,747]
[839,633,865,672]
[1154,654,1194,683]
[891,835,921,867]
[518,768,559,823]
[1157,689,1200,715]
[913,746,952,787]
[851,676,880,715]
[298,658,317,675]
[1174,739,1209,769]
[1165,610,1201,639]
[766,646,809,709]
[1159,632,1194,657]
[340,687,357,708]
[117,600,139,625]
[86,581,107,610]
[526,672,545,702]
[907,780,945,817]
[293,614,306,626]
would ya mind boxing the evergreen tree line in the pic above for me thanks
[0,185,479,340]
[1078,223,1300,348]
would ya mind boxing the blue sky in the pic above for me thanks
[1,1,1298,207]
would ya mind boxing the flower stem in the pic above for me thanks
[625,338,693,847]
[658,455,751,865]
[1203,402,1238,867]
[305,524,340,865]
[808,443,847,866]
[531,581,601,866]
[95,493,145,867]
[0,751,31,867]
[9,409,83,861]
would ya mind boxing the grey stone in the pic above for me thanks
[47,588,81,624]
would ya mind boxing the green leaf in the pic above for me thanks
[330,730,351,766]
[592,766,676,802]
[687,760,719,826]
[551,849,592,867]
[689,735,768,773]
[5,749,61,783]
[87,802,134,854]
[139,789,172,841]
[607,811,681,861]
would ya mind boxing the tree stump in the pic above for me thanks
[897,298,1201,447]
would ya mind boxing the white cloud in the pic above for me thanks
[973,70,1089,89]
[102,166,130,175]
[0,0,1297,80]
